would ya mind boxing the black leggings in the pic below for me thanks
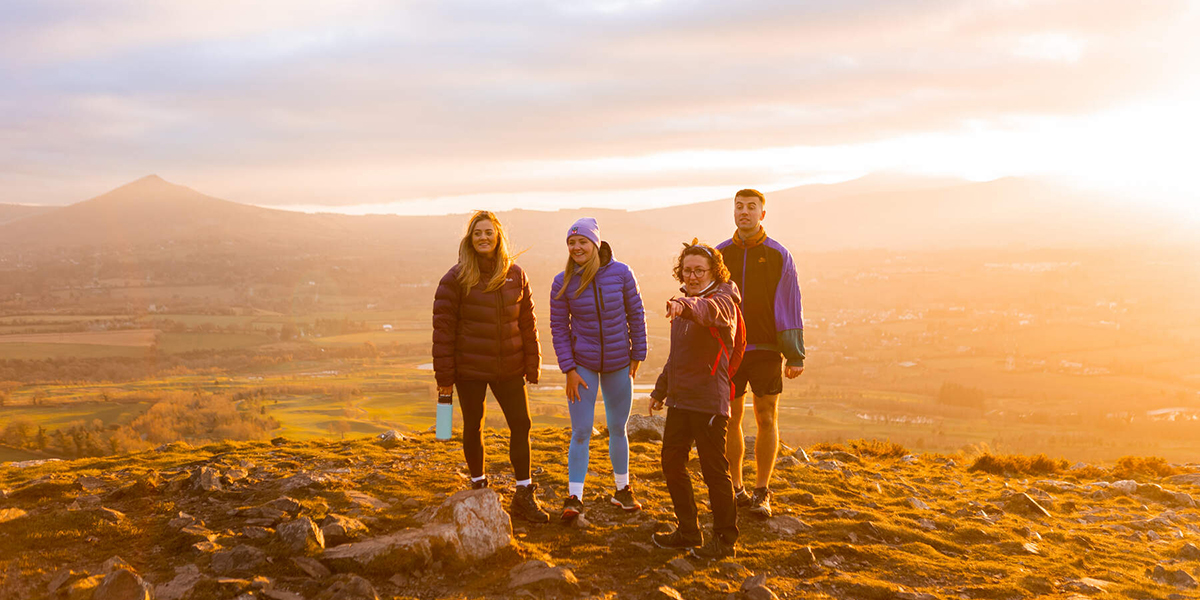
[456,377,532,480]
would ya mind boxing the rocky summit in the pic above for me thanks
[1,429,1199,599]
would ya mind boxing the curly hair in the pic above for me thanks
[672,240,730,284]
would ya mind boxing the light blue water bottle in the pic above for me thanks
[436,390,453,440]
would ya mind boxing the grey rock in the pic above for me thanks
[316,574,379,600]
[376,430,407,448]
[653,585,684,599]
[93,568,152,600]
[627,414,666,441]
[211,545,267,574]
[1111,480,1138,495]
[322,514,369,546]
[291,556,332,579]
[776,456,801,468]
[793,447,811,462]
[1006,493,1052,519]
[278,516,325,554]
[765,515,811,536]
[667,557,695,575]
[155,564,204,600]
[1180,543,1200,561]
[745,586,780,600]
[1150,565,1199,589]
[907,497,931,510]
[47,569,86,594]
[344,491,390,511]
[1166,474,1200,487]
[193,466,223,492]
[507,559,579,590]
[267,496,303,515]
[0,508,27,524]
[741,573,768,592]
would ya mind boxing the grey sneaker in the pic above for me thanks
[733,486,752,507]
[690,534,736,560]
[471,476,489,490]
[511,483,550,523]
[652,528,702,550]
[610,485,642,511]
[749,487,773,518]
[561,495,583,521]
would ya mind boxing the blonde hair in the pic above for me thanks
[555,239,600,299]
[456,211,513,292]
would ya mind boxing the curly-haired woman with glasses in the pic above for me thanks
[649,240,744,560]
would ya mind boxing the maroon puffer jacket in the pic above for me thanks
[432,259,541,387]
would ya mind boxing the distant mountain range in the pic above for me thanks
[0,174,1189,258]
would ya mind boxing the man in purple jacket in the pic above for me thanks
[717,189,806,519]
[650,241,741,560]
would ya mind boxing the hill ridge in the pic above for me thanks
[1,429,1198,599]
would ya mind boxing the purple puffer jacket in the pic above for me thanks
[550,241,648,374]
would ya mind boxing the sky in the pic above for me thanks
[2,0,1199,216]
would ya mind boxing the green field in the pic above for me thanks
[0,343,147,360]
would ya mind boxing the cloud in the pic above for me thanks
[1,0,1196,209]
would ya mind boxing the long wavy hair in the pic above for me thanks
[555,238,600,300]
[672,239,730,285]
[456,211,513,292]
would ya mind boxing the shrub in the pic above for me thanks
[1110,456,1179,480]
[969,453,1067,477]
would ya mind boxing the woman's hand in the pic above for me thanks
[664,298,685,320]
[565,369,588,404]
[648,395,665,414]
[629,360,641,379]
[437,385,453,396]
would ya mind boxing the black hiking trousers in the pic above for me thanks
[456,376,532,481]
[662,406,739,544]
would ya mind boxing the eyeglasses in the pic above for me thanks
[682,268,710,278]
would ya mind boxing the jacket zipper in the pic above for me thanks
[495,280,504,376]
[592,275,605,373]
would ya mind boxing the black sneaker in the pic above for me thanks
[471,477,489,490]
[652,528,702,550]
[690,534,736,560]
[610,485,642,511]
[733,486,752,507]
[510,483,550,523]
[561,495,583,521]
[749,487,772,518]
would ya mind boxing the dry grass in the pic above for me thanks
[967,452,1067,477]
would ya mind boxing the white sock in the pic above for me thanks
[472,475,486,483]
[569,482,584,498]
[614,473,629,490]
[516,478,531,487]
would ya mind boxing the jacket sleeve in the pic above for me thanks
[677,291,737,331]
[774,248,806,367]
[432,267,461,388]
[651,357,669,401]
[623,266,648,362]
[549,273,576,373]
[518,268,542,383]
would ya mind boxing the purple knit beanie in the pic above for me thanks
[566,217,601,247]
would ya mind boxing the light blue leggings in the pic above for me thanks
[568,365,632,484]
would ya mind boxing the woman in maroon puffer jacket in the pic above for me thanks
[432,210,549,523]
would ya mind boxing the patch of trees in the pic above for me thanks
[937,382,987,410]
[0,391,281,458]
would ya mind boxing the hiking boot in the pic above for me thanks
[609,485,642,512]
[733,486,752,507]
[510,483,550,523]
[690,534,736,560]
[471,476,489,490]
[749,487,772,518]
[561,495,583,521]
[652,528,702,550]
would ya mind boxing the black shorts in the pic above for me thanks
[732,350,783,398]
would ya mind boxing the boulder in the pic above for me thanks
[376,430,407,448]
[507,559,579,591]
[323,488,511,574]
[193,467,222,492]
[627,414,665,441]
[155,564,205,600]
[316,574,379,600]
[278,517,325,554]
[322,514,370,547]
[211,545,267,574]
[93,568,152,600]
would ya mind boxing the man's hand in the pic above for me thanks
[565,369,588,403]
[664,298,685,320]
[438,385,453,396]
[785,366,804,379]
[629,360,641,379]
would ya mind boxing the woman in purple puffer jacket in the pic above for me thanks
[550,217,648,520]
